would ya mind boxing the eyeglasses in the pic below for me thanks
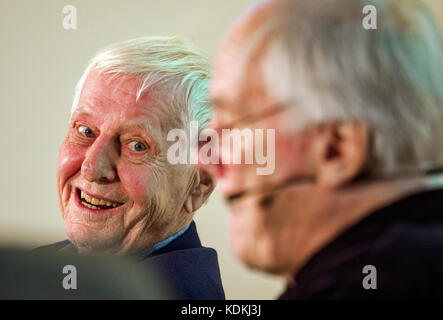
[214,103,288,130]
[213,104,443,205]
[227,173,316,204]
[228,168,443,206]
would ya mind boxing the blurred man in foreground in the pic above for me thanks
[1,248,170,299]
[202,0,443,298]
[38,36,224,299]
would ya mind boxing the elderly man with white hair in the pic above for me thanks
[37,36,224,300]
[200,0,443,299]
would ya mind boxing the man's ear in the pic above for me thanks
[183,168,216,214]
[313,121,368,189]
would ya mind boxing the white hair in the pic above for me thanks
[71,36,212,132]
[259,0,443,177]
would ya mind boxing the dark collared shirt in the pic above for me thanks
[279,188,443,299]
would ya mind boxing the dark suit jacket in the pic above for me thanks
[36,221,225,300]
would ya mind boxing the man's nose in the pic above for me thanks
[81,137,118,183]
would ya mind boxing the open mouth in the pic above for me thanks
[76,188,123,210]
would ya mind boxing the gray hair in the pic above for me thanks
[71,36,212,132]
[260,0,443,177]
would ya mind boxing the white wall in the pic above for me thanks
[0,0,284,299]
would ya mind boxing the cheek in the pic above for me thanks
[57,141,85,188]
[274,129,311,175]
[118,166,157,203]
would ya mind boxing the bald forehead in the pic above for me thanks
[224,0,281,46]
[211,0,281,105]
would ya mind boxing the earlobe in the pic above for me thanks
[184,196,193,214]
[183,169,216,214]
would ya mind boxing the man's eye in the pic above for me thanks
[129,141,147,152]
[78,125,95,138]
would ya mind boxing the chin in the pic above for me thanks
[65,221,92,245]
[229,228,290,275]
[229,234,276,273]
[65,220,120,253]
[235,248,292,275]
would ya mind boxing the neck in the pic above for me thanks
[287,174,429,278]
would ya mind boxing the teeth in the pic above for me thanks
[79,190,120,209]
[82,201,92,209]
[81,201,100,210]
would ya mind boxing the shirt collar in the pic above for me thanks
[137,224,191,260]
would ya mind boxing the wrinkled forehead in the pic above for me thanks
[75,70,181,131]
[71,71,181,141]
[78,70,144,108]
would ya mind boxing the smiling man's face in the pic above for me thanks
[57,70,195,254]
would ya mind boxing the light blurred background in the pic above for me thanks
[0,0,442,299]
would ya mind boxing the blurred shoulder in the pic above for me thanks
[33,240,72,253]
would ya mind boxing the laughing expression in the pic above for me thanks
[57,70,194,254]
